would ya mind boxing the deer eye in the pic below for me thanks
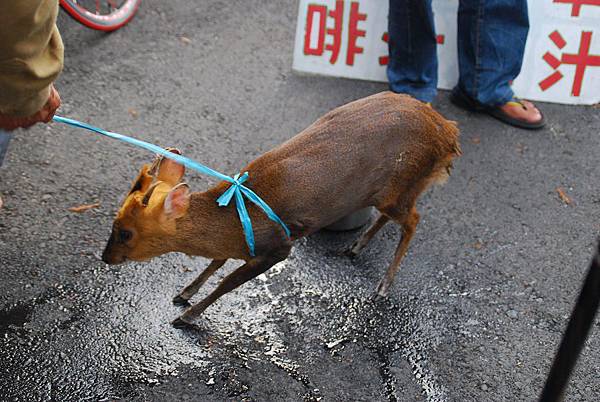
[119,229,133,243]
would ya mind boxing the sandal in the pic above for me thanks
[450,87,545,130]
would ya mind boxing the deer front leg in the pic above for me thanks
[172,247,290,328]
[173,259,227,305]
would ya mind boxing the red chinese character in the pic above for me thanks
[378,33,445,66]
[553,0,600,17]
[303,1,344,64]
[304,5,326,56]
[326,1,344,64]
[379,32,389,66]
[539,30,600,96]
[346,2,367,66]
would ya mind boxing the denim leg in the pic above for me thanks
[387,0,437,103]
[0,130,10,167]
[456,0,529,107]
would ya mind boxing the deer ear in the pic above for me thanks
[163,183,190,219]
[157,148,185,185]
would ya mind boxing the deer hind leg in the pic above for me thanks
[173,259,227,305]
[376,205,420,298]
[173,246,291,327]
[345,213,390,257]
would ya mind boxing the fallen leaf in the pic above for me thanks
[69,203,100,213]
[516,143,528,154]
[470,137,481,144]
[556,187,572,205]
[325,338,347,349]
[473,241,483,250]
[179,36,192,45]
[128,108,139,118]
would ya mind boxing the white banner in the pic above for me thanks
[292,0,600,105]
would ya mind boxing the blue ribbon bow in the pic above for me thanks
[52,115,291,256]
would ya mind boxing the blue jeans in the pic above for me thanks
[387,0,529,107]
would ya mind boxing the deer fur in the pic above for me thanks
[101,92,461,328]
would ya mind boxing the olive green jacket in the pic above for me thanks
[0,0,63,117]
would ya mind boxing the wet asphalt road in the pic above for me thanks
[1,1,600,401]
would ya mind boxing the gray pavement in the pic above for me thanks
[1,1,599,401]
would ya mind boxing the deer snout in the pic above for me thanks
[101,236,126,265]
[101,250,126,265]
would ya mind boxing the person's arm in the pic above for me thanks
[0,0,63,130]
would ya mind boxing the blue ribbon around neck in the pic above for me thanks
[52,115,291,256]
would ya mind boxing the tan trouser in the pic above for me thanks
[0,0,64,117]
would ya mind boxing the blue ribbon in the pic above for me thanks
[52,115,291,256]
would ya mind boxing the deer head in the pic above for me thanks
[101,149,191,264]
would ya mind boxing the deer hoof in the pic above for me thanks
[374,281,390,300]
[343,245,360,258]
[172,295,191,306]
[171,316,194,329]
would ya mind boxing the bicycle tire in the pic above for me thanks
[59,0,141,32]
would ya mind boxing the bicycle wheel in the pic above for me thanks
[60,0,141,32]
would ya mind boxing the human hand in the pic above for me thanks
[0,85,61,131]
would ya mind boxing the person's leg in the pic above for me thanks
[453,0,543,128]
[0,130,10,167]
[455,0,528,106]
[0,129,9,208]
[387,0,437,103]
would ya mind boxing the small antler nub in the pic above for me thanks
[141,181,163,206]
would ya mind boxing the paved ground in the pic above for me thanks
[1,1,599,401]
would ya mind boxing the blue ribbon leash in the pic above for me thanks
[52,115,291,256]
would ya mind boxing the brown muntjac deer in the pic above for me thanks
[101,92,461,328]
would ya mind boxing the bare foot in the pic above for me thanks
[499,100,543,125]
